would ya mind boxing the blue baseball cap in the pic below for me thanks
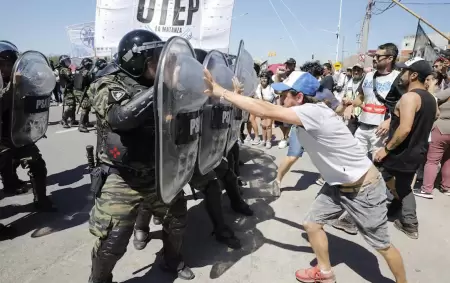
[271,71,320,95]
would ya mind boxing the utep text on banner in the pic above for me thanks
[66,22,112,58]
[94,0,235,54]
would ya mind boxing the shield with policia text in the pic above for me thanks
[10,51,55,147]
[225,40,258,155]
[196,50,234,175]
[154,36,209,204]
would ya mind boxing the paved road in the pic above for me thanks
[0,105,449,283]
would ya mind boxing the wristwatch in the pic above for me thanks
[384,146,391,154]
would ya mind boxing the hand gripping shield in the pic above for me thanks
[10,51,55,147]
[154,36,208,204]
[197,50,234,175]
[225,40,258,154]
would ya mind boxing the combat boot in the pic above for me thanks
[213,226,241,249]
[34,196,57,212]
[3,180,29,195]
[133,229,150,250]
[78,113,89,133]
[160,261,195,281]
[61,119,70,128]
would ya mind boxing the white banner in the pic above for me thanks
[66,22,112,58]
[94,0,235,54]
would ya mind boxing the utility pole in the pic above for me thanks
[359,0,374,65]
[341,35,345,62]
[336,0,343,62]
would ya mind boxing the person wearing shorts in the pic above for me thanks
[205,70,407,283]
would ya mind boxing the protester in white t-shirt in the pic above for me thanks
[203,69,408,283]
[255,71,277,149]
[344,43,401,158]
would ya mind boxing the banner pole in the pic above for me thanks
[391,0,450,42]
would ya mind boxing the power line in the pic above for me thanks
[278,0,309,33]
[376,1,450,4]
[267,0,301,56]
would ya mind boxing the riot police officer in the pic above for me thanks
[73,58,94,133]
[0,40,55,212]
[58,55,76,128]
[87,30,194,283]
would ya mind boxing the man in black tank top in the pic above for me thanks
[374,57,436,240]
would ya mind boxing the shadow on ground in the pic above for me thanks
[281,170,321,192]
[1,165,93,241]
[47,164,88,186]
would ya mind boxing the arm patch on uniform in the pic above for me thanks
[108,87,129,104]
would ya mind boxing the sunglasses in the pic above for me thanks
[374,54,393,60]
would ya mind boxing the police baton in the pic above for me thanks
[86,145,96,172]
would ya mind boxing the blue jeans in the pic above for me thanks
[287,126,304,157]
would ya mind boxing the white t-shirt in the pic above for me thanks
[292,103,372,185]
[359,70,400,126]
[255,84,276,102]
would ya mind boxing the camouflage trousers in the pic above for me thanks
[62,90,76,122]
[89,172,187,281]
[74,90,91,115]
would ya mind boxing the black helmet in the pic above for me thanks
[95,58,107,70]
[81,58,93,69]
[194,49,207,64]
[0,40,19,62]
[117,29,165,78]
[59,55,71,68]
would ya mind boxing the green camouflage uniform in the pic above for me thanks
[87,74,189,283]
[59,67,76,124]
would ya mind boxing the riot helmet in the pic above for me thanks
[95,58,107,70]
[194,48,207,64]
[59,55,71,68]
[0,40,19,84]
[117,29,165,78]
[81,58,93,69]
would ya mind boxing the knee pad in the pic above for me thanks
[27,157,47,178]
[98,225,134,256]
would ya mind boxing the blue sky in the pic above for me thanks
[2,0,449,63]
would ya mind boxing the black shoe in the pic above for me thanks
[160,262,195,280]
[394,219,419,239]
[3,182,30,195]
[133,229,150,250]
[213,226,241,249]
[0,223,16,239]
[231,201,253,216]
[61,120,70,128]
[153,216,162,225]
[78,126,89,133]
[332,218,358,235]
[34,197,57,212]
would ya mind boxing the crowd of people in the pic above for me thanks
[1,31,450,283]
[236,42,450,282]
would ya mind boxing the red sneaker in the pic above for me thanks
[295,266,336,283]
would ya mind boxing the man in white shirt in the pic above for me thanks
[345,43,401,158]
[203,70,407,283]
[334,67,352,101]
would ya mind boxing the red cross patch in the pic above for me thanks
[109,147,121,159]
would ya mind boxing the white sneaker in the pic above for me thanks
[266,141,272,149]
[278,139,288,149]
[244,135,252,143]
[252,138,261,145]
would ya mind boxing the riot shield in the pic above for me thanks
[154,36,208,204]
[197,50,234,175]
[225,40,258,155]
[10,51,55,147]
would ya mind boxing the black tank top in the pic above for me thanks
[383,88,437,172]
